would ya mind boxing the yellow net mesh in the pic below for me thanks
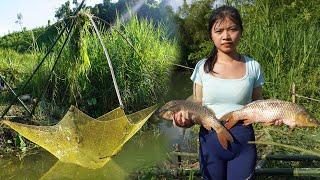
[1,105,157,169]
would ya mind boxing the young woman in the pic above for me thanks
[173,5,281,179]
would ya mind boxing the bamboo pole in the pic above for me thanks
[135,168,320,177]
[255,168,320,177]
[265,154,320,161]
[170,151,198,157]
[249,141,320,157]
[295,94,320,103]
[292,82,296,103]
[87,14,124,109]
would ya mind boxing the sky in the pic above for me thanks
[0,0,221,37]
[0,0,105,36]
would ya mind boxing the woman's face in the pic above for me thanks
[211,18,242,54]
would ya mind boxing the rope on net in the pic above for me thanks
[87,13,124,109]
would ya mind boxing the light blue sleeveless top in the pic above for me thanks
[190,55,265,118]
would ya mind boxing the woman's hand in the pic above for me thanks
[172,111,194,128]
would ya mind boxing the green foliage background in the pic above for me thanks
[0,0,319,166]
[0,13,179,116]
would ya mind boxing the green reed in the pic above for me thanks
[17,13,179,116]
[237,0,320,160]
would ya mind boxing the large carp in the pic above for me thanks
[222,99,319,129]
[157,100,233,149]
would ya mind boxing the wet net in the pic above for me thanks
[1,105,157,169]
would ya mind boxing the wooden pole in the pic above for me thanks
[292,82,296,103]
[174,144,182,168]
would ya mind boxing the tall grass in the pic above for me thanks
[16,13,180,116]
[85,15,179,114]
[239,3,320,114]
[0,49,43,91]
[237,0,320,157]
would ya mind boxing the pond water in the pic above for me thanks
[0,72,195,179]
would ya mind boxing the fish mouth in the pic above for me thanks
[155,108,165,116]
[310,118,319,126]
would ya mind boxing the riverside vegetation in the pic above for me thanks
[0,0,319,178]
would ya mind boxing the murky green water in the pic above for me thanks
[0,122,197,179]
[0,130,169,179]
[0,72,194,179]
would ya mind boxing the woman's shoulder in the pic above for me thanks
[244,56,262,75]
[195,58,206,67]
[194,58,206,72]
[244,55,263,71]
[244,55,261,65]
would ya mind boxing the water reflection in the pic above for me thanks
[1,130,176,179]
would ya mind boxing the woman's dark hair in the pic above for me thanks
[204,5,243,73]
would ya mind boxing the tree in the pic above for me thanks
[15,13,24,30]
[174,0,215,65]
[55,1,73,20]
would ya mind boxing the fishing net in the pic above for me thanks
[1,105,157,169]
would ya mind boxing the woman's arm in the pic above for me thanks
[193,83,203,103]
[252,86,263,101]
[187,83,203,103]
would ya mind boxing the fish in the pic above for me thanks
[221,99,319,129]
[157,100,233,149]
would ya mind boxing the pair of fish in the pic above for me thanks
[157,99,319,149]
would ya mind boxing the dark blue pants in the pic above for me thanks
[199,123,256,180]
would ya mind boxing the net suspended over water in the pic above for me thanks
[1,105,157,169]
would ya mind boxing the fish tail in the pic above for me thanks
[216,128,234,150]
[308,120,319,127]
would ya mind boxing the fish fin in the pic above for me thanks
[217,129,234,150]
[203,124,212,131]
[186,95,194,101]
[224,116,239,130]
[289,124,296,129]
[220,112,233,121]
[243,119,254,126]
[186,95,202,105]
[262,122,274,126]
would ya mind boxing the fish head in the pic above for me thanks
[156,101,180,121]
[296,111,319,127]
[157,110,175,121]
